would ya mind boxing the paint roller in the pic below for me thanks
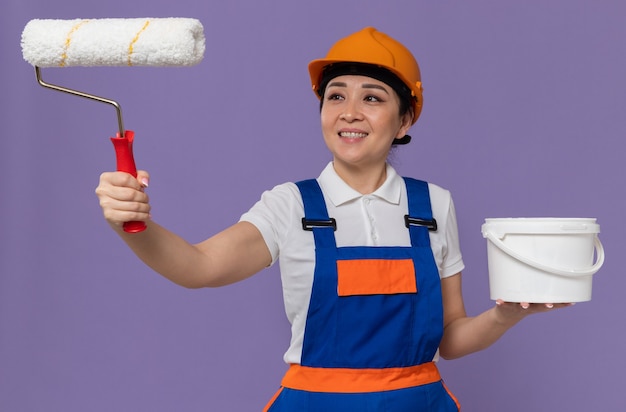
[21,18,205,233]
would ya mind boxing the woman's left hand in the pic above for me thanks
[494,299,574,322]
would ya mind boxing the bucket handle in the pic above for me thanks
[484,232,605,277]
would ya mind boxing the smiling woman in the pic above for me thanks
[320,74,412,191]
[94,26,571,412]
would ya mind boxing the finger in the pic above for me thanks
[100,197,152,224]
[100,171,146,190]
[97,182,150,203]
[136,170,150,188]
[96,171,149,200]
[100,195,151,212]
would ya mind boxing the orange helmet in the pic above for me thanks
[308,27,423,124]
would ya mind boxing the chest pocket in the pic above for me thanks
[337,258,417,296]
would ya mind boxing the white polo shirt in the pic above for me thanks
[240,162,465,364]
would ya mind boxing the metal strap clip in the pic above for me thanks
[302,218,337,231]
[404,215,438,232]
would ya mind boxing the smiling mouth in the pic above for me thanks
[339,131,368,138]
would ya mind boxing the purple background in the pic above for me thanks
[2,0,624,410]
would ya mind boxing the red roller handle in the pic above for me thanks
[110,130,147,233]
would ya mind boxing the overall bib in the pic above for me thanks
[264,178,460,411]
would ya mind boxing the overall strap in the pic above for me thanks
[296,179,337,249]
[403,177,437,247]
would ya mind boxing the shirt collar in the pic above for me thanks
[318,162,403,207]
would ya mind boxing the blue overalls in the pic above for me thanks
[264,178,460,411]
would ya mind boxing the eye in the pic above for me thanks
[326,93,344,101]
[364,94,384,103]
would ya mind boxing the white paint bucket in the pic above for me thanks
[481,218,604,303]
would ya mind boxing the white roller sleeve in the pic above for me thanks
[21,18,205,67]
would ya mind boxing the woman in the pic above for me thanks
[96,27,568,411]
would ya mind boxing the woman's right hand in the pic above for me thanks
[95,170,151,230]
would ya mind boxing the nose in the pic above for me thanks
[339,99,362,122]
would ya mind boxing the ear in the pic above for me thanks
[396,109,414,138]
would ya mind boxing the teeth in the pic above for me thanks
[340,132,367,138]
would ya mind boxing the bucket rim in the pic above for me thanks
[482,217,600,236]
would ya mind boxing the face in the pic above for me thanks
[320,75,412,172]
